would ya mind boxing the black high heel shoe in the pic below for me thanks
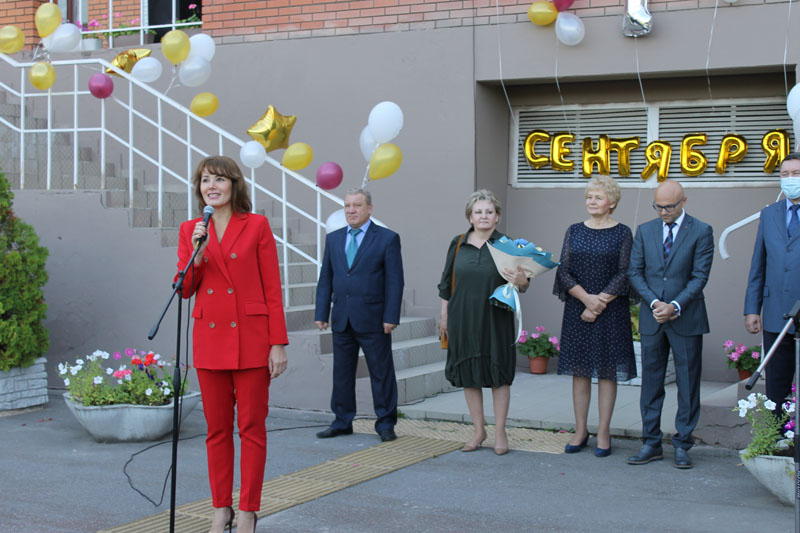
[224,506,234,533]
[237,511,258,533]
[564,433,589,453]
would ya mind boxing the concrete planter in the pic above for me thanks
[0,357,48,411]
[63,390,201,442]
[80,38,103,51]
[618,341,676,387]
[740,450,796,506]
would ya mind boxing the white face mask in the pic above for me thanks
[781,177,800,200]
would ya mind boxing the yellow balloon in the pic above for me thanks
[369,143,403,180]
[190,92,219,117]
[528,2,558,26]
[282,142,314,171]
[161,30,190,65]
[0,25,25,54]
[29,62,56,91]
[35,3,62,39]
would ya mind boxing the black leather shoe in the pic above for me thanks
[316,426,353,439]
[378,428,397,442]
[674,447,693,469]
[627,444,663,465]
[564,433,589,454]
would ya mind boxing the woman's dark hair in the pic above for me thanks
[192,156,252,214]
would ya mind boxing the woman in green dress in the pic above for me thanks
[437,190,529,455]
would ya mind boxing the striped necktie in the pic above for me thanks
[789,205,799,239]
[346,228,361,268]
[663,222,676,262]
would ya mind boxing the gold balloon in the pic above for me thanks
[106,48,152,76]
[550,132,575,172]
[369,143,403,180]
[35,3,62,38]
[582,135,610,178]
[523,130,550,169]
[190,92,219,117]
[282,142,314,171]
[528,2,558,26]
[641,140,672,182]
[715,134,748,174]
[680,133,708,177]
[29,62,56,91]
[609,137,640,177]
[0,25,25,55]
[247,105,297,153]
[161,30,190,65]
[762,129,790,174]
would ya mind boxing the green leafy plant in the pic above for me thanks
[724,340,762,373]
[0,169,49,372]
[176,3,202,28]
[736,391,793,460]
[109,15,156,38]
[517,326,559,358]
[60,349,186,406]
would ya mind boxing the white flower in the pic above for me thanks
[58,363,67,375]
[787,431,795,440]
[118,364,127,370]
[764,399,777,411]
[64,378,70,386]
[69,367,80,376]
[154,354,161,361]
[106,367,113,375]
[117,379,123,384]
[162,387,171,396]
[145,388,153,396]
[93,376,103,385]
[76,358,84,366]
[785,402,796,414]
[93,350,108,360]
[124,374,132,381]
[747,393,757,403]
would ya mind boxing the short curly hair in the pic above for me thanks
[585,176,621,213]
[464,189,502,222]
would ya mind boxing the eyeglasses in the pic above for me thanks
[652,198,685,213]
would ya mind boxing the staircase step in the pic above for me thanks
[391,335,445,371]
[394,360,457,405]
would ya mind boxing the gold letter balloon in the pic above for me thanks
[550,132,575,172]
[29,62,56,91]
[0,25,25,54]
[528,2,558,26]
[161,30,190,65]
[641,140,671,181]
[35,3,61,38]
[369,143,403,180]
[282,142,314,171]
[761,129,790,174]
[608,137,640,177]
[582,135,610,177]
[716,134,748,174]
[680,133,708,177]
[190,92,219,117]
[523,130,550,169]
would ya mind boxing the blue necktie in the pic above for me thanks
[663,222,676,262]
[346,228,361,268]
[789,205,799,240]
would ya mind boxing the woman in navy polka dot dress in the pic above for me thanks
[553,176,636,457]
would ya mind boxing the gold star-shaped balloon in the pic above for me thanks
[246,105,297,153]
[106,48,152,76]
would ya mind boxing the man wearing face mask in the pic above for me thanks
[744,152,800,420]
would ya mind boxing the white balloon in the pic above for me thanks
[787,84,800,120]
[41,34,54,50]
[325,209,347,234]
[359,125,379,162]
[187,33,216,62]
[240,141,266,169]
[130,57,163,83]
[367,101,404,144]
[555,12,585,47]
[178,56,211,87]
[47,23,82,53]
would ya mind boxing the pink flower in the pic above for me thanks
[548,336,559,345]
[102,13,108,18]
[115,12,121,18]
[723,339,735,350]
[518,335,527,343]
[735,343,746,354]
[532,333,540,339]
[89,19,99,28]
[130,17,140,24]
[125,348,134,356]
[751,351,760,359]
[521,329,528,337]
[729,352,740,362]
[113,352,122,360]
[189,3,197,9]
[535,326,546,332]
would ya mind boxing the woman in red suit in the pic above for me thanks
[177,156,288,533]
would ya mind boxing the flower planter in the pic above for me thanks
[80,39,103,52]
[528,356,549,374]
[738,369,754,381]
[111,34,155,48]
[63,390,201,442]
[740,450,796,506]
[0,357,48,411]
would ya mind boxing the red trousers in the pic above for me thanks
[196,367,270,511]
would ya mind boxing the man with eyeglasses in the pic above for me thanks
[744,152,800,424]
[627,180,714,469]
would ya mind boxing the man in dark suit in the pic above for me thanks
[314,188,404,442]
[627,180,714,469]
[744,152,800,421]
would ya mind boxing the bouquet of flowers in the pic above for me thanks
[517,326,560,359]
[736,388,795,460]
[60,348,184,407]
[723,340,762,373]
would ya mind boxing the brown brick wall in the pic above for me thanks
[0,0,49,49]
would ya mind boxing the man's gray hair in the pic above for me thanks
[345,187,372,205]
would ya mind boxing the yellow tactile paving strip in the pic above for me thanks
[99,435,461,533]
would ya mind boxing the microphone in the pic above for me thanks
[196,205,215,247]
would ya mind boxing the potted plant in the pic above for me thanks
[176,3,203,35]
[0,168,50,412]
[60,348,200,442]
[517,326,559,374]
[76,19,104,51]
[724,340,761,381]
[736,389,795,505]
[109,15,156,47]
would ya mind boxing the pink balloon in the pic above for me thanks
[316,162,343,191]
[88,73,114,99]
[552,0,576,11]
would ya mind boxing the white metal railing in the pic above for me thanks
[0,51,345,309]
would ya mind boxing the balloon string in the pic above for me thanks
[361,165,369,189]
[554,37,569,135]
[783,0,793,96]
[634,36,646,107]
[705,0,719,115]
[164,66,179,96]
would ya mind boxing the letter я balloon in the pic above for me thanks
[487,237,560,339]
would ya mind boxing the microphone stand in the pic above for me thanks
[147,239,205,533]
[745,300,800,533]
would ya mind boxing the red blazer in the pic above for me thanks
[176,212,289,370]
